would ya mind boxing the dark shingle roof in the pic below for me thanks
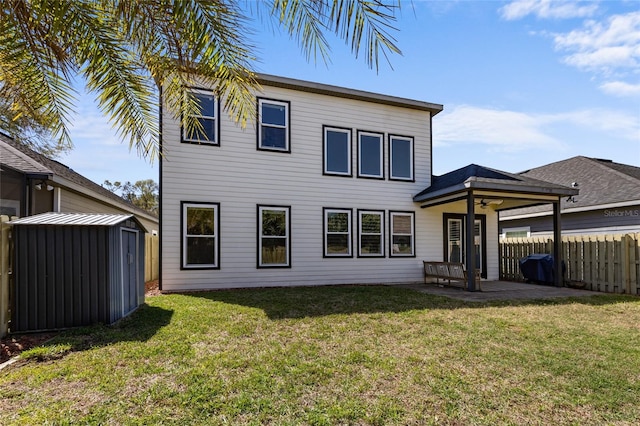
[501,156,640,217]
[414,163,575,203]
[0,132,156,220]
[519,156,640,206]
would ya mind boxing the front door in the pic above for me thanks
[444,214,487,278]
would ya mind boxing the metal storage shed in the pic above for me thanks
[10,213,146,332]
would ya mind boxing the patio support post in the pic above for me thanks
[553,200,563,287]
[466,191,477,291]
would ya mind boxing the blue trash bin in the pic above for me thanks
[519,254,565,285]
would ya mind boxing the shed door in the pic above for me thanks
[121,229,139,316]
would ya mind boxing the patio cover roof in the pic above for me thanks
[413,164,578,209]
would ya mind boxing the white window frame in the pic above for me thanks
[324,208,352,257]
[389,135,414,181]
[358,210,384,257]
[258,205,291,268]
[358,131,384,179]
[389,211,415,257]
[182,88,218,144]
[323,126,352,176]
[258,98,290,152]
[181,202,219,269]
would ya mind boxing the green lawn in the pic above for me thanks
[2,285,640,425]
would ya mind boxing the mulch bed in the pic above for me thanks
[1,280,162,365]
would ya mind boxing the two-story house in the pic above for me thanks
[160,74,577,291]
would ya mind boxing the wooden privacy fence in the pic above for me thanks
[500,233,640,295]
[145,233,159,282]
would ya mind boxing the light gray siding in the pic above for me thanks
[162,83,455,290]
[500,205,640,237]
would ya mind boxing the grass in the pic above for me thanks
[1,285,640,425]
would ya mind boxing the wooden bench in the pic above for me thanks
[423,261,481,290]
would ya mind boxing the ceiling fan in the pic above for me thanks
[476,199,504,209]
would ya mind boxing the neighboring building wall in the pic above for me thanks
[500,205,640,237]
[161,84,439,290]
[59,189,158,233]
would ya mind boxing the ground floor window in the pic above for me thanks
[324,208,352,257]
[501,227,530,239]
[181,202,219,269]
[358,210,384,257]
[258,205,291,267]
[390,211,415,257]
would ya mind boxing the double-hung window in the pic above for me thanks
[258,205,291,267]
[324,208,352,257]
[389,135,414,181]
[182,89,218,144]
[358,131,383,179]
[323,126,351,176]
[181,202,219,269]
[258,98,290,152]
[358,210,384,257]
[389,211,415,257]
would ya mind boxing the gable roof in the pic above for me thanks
[0,132,157,223]
[501,156,640,218]
[414,163,576,204]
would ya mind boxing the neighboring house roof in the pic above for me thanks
[414,164,577,204]
[501,156,640,219]
[0,132,157,224]
[257,73,444,115]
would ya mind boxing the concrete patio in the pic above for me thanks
[399,280,602,302]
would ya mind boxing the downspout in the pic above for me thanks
[158,84,163,291]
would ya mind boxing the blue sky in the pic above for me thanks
[59,0,639,186]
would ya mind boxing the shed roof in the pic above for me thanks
[10,212,147,231]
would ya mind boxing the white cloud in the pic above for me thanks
[553,11,640,73]
[433,105,560,151]
[500,0,598,21]
[433,105,638,150]
[599,81,640,97]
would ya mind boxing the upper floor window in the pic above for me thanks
[358,131,383,179]
[323,126,352,176]
[324,208,352,257]
[181,202,219,269]
[389,135,414,181]
[258,98,290,152]
[182,89,219,145]
[258,205,291,268]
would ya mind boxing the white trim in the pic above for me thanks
[390,211,415,256]
[324,127,352,176]
[258,99,289,151]
[389,135,414,181]
[258,205,290,267]
[182,202,219,269]
[358,131,383,178]
[182,88,218,144]
[324,208,352,257]
[358,210,384,257]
